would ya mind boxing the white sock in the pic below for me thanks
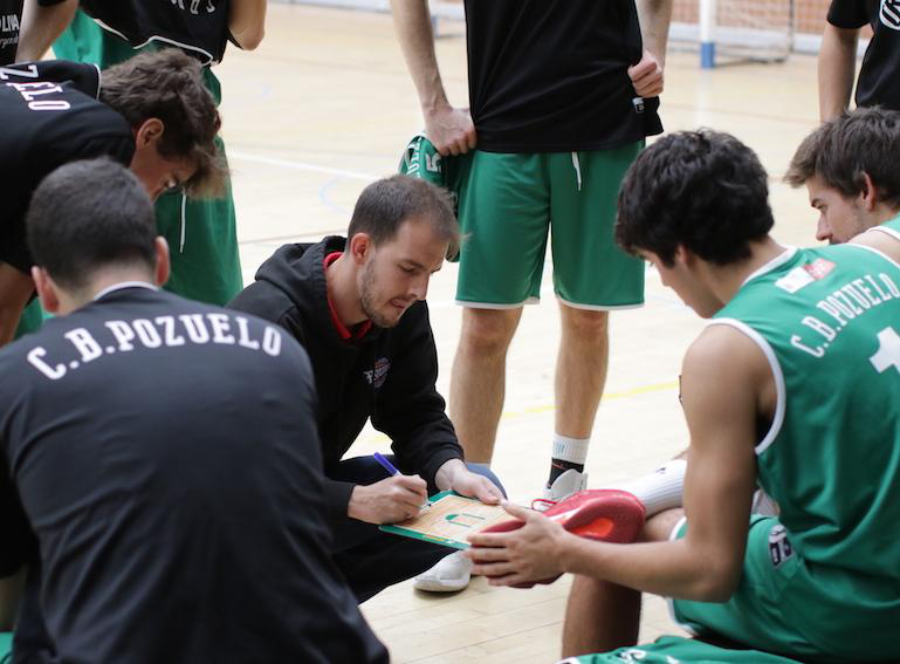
[610,459,687,517]
[551,434,590,465]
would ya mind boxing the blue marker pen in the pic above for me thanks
[373,452,432,508]
[373,452,400,476]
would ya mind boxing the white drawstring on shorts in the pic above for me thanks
[571,152,583,192]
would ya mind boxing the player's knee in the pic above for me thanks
[562,307,609,338]
[459,308,519,355]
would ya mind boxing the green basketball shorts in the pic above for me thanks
[561,635,803,663]
[666,515,898,662]
[455,144,645,309]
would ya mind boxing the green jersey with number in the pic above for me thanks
[712,245,900,654]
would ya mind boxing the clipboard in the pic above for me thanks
[379,491,512,550]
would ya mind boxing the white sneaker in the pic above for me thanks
[535,469,588,512]
[413,551,473,592]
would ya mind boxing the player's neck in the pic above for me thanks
[709,237,788,305]
[59,269,158,314]
[873,204,900,227]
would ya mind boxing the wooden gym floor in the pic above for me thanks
[205,5,828,662]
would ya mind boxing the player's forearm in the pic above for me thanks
[636,0,673,66]
[16,0,77,62]
[228,0,267,51]
[818,24,858,122]
[561,535,739,602]
[389,0,450,114]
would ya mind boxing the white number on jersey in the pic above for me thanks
[870,327,900,375]
[0,64,39,80]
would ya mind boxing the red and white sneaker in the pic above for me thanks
[479,489,646,588]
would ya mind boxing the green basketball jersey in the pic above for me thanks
[711,245,900,655]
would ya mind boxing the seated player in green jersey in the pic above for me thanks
[786,107,900,245]
[465,130,900,663]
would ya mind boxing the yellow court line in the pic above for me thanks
[507,380,679,420]
[358,380,680,444]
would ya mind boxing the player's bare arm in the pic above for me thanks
[389,0,475,156]
[0,264,35,346]
[818,23,859,122]
[15,0,78,62]
[228,0,267,51]
[850,227,900,264]
[469,326,761,600]
[630,0,673,98]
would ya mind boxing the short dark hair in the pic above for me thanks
[348,175,460,258]
[100,48,226,197]
[27,158,157,291]
[785,107,900,209]
[616,130,775,267]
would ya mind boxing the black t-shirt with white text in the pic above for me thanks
[79,0,231,64]
[463,0,663,153]
[829,0,900,110]
[0,60,134,273]
[0,0,23,64]
[0,286,388,664]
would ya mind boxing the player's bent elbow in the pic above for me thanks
[689,563,741,603]
[234,26,265,50]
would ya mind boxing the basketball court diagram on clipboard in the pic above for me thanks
[379,491,515,549]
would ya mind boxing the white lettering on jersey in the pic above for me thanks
[169,0,216,14]
[235,316,260,350]
[208,313,235,344]
[5,81,71,111]
[0,64,38,80]
[105,320,136,351]
[155,315,185,346]
[64,328,102,363]
[262,327,281,357]
[27,312,281,381]
[180,314,210,343]
[792,272,900,359]
[881,0,900,30]
[27,347,66,380]
[133,319,163,348]
[0,13,20,33]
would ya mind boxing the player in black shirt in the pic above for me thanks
[391,0,672,591]
[0,158,388,664]
[0,49,224,347]
[820,0,900,120]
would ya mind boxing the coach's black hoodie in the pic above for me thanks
[229,237,463,518]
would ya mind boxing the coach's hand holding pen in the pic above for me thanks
[346,452,431,525]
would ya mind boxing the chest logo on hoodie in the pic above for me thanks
[364,357,390,389]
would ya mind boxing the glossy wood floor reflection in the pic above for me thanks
[207,5,829,662]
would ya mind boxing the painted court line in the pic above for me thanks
[229,150,379,181]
